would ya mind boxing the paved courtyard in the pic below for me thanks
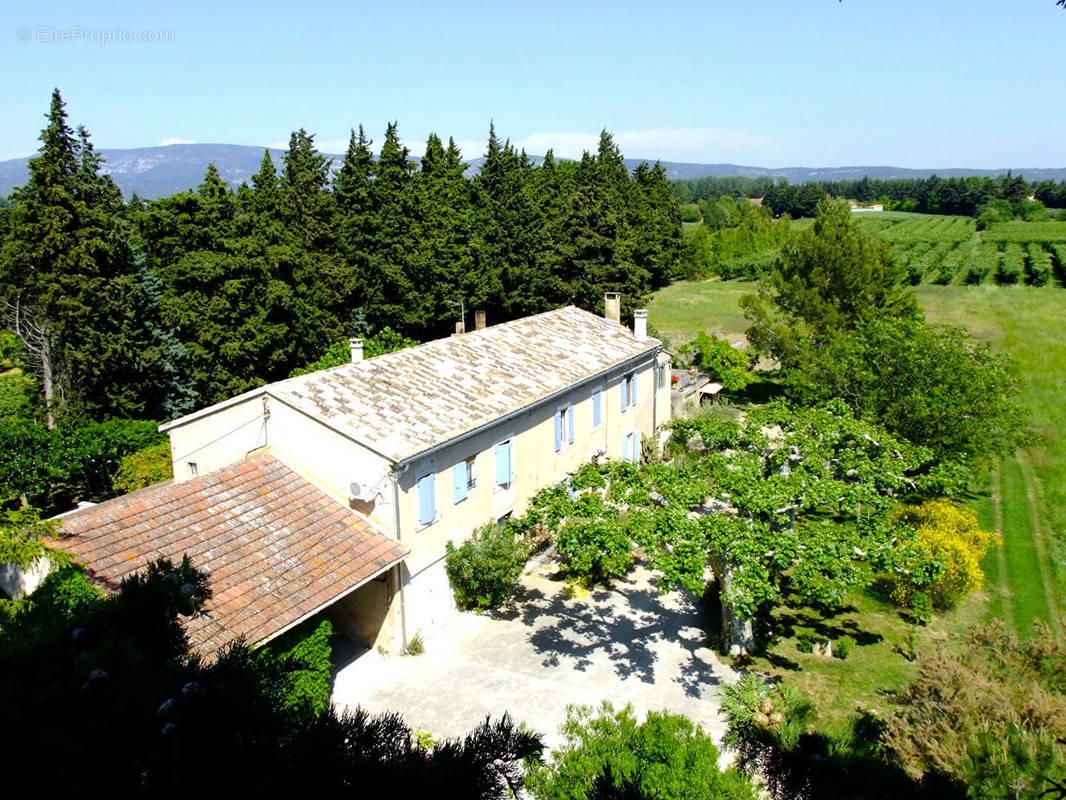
[331,559,740,749]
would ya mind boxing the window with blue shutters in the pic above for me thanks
[495,440,512,489]
[592,387,603,428]
[417,472,436,526]
[452,462,468,504]
[555,405,575,452]
[631,430,641,462]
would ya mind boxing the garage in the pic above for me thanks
[402,558,457,642]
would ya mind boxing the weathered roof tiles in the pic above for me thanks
[54,451,408,656]
[270,305,659,463]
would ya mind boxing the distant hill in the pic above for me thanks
[1,142,1063,199]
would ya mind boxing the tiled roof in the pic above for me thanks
[268,306,658,463]
[54,452,407,656]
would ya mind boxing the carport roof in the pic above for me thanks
[54,451,407,656]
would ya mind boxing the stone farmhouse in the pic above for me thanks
[52,296,672,655]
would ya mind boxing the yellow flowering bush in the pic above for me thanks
[889,500,1000,613]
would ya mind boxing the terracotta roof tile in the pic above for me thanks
[53,452,407,656]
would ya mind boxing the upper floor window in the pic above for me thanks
[621,371,637,412]
[592,387,603,428]
[554,404,575,452]
[656,363,669,390]
[452,462,469,505]
[494,439,513,491]
[417,472,436,526]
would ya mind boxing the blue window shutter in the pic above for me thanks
[630,371,637,407]
[418,473,435,525]
[632,432,640,462]
[495,441,511,486]
[592,389,602,427]
[621,433,630,462]
[621,376,629,413]
[452,463,467,504]
[567,405,575,444]
[554,410,562,452]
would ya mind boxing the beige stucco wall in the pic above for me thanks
[394,352,667,577]
[165,392,269,482]
[264,400,397,534]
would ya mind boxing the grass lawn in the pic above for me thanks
[646,280,753,348]
[734,588,989,730]
[650,279,1066,724]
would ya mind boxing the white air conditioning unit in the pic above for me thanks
[349,481,372,500]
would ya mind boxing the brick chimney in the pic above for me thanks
[349,338,363,363]
[474,310,486,330]
[633,309,648,341]
[604,292,621,324]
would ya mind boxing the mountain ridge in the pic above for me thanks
[1,142,1063,199]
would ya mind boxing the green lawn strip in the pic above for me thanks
[998,455,1055,635]
[973,471,1011,630]
[1015,451,1063,636]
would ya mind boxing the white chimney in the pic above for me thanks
[604,292,621,324]
[349,338,364,363]
[633,309,648,341]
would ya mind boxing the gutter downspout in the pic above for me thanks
[652,354,659,436]
[391,462,411,651]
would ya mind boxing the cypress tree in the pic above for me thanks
[0,89,147,422]
[362,122,417,332]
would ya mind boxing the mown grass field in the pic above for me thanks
[649,280,1066,724]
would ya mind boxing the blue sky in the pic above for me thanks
[2,1,1064,167]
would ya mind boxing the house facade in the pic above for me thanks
[57,299,670,655]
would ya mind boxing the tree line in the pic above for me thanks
[676,172,1066,219]
[0,90,683,426]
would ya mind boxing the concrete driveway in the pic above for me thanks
[330,559,739,749]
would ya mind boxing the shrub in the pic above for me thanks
[796,633,816,654]
[1026,242,1053,286]
[406,631,425,655]
[112,440,173,493]
[0,506,58,571]
[884,620,1066,796]
[994,243,1024,285]
[30,565,100,614]
[526,702,756,800]
[261,617,333,719]
[834,635,852,660]
[888,500,999,612]
[445,523,532,610]
[0,418,165,508]
[680,332,751,391]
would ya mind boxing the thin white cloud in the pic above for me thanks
[159,137,196,146]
